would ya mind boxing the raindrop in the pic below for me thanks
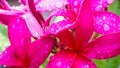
[84,65,89,68]
[107,0,114,4]
[56,61,62,67]
[99,19,103,22]
[95,5,103,11]
[102,16,106,20]
[74,1,78,6]
[103,24,110,31]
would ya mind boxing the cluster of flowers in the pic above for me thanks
[0,0,120,68]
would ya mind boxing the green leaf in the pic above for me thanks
[0,24,9,53]
[108,0,120,15]
[95,55,120,68]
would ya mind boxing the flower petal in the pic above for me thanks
[0,46,23,66]
[90,0,114,11]
[22,12,43,38]
[46,20,74,35]
[46,51,75,68]
[0,9,23,25]
[75,0,94,48]
[72,54,96,68]
[35,0,68,11]
[8,16,31,62]
[67,0,84,13]
[28,36,54,67]
[44,9,76,27]
[83,32,120,59]
[94,12,120,34]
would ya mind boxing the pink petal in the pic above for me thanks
[83,32,120,59]
[22,12,44,38]
[35,0,68,11]
[72,54,96,68]
[46,20,75,35]
[28,36,54,67]
[44,9,76,27]
[19,0,26,5]
[0,46,23,66]
[56,30,75,50]
[75,0,94,48]
[8,16,31,62]
[94,12,120,34]
[90,0,114,11]
[67,0,84,13]
[46,51,75,68]
[28,0,45,27]
[0,0,11,10]
[0,9,23,25]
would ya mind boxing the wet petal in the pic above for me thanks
[72,54,96,68]
[90,0,114,11]
[75,0,94,48]
[0,46,23,66]
[22,12,43,38]
[35,0,68,11]
[44,9,76,27]
[46,51,75,68]
[67,0,84,13]
[0,9,23,25]
[28,36,54,67]
[8,16,31,62]
[46,20,74,35]
[0,0,11,10]
[83,32,120,59]
[94,12,120,34]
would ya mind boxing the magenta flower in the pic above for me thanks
[0,16,54,68]
[46,0,120,68]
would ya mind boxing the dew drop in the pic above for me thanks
[84,65,89,68]
[102,16,106,20]
[56,61,62,67]
[103,24,110,31]
[74,1,78,6]
[107,0,114,4]
[95,5,103,11]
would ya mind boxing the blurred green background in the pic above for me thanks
[0,0,120,68]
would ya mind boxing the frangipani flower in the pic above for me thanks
[0,16,54,68]
[46,0,120,68]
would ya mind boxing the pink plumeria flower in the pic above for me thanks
[46,0,120,68]
[0,0,44,38]
[0,16,54,68]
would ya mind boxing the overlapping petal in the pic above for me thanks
[67,0,84,13]
[75,0,94,48]
[22,12,43,38]
[0,46,23,67]
[94,12,120,34]
[82,32,120,59]
[8,16,31,62]
[46,20,74,35]
[0,9,23,25]
[46,51,75,68]
[28,36,54,67]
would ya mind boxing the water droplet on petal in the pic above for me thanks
[84,65,89,68]
[74,1,78,6]
[103,24,110,31]
[102,16,106,20]
[56,61,62,67]
[107,0,114,4]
